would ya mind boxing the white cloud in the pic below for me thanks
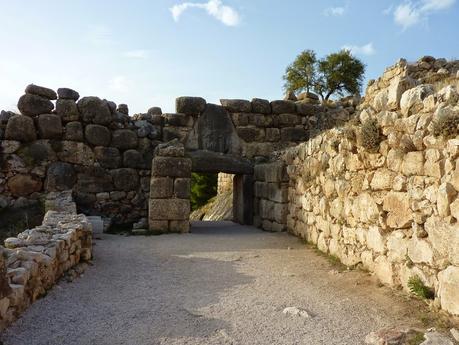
[323,6,346,16]
[109,76,129,93]
[342,42,376,56]
[123,50,149,59]
[392,0,455,29]
[170,0,240,26]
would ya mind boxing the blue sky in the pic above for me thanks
[0,0,457,113]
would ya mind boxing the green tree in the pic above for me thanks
[283,50,317,94]
[283,49,365,101]
[190,173,218,210]
[315,49,365,101]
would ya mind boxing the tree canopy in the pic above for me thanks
[283,49,365,101]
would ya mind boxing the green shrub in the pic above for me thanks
[432,113,459,138]
[360,118,382,151]
[408,276,435,300]
[191,173,218,211]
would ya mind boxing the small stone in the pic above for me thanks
[25,84,57,100]
[57,87,80,101]
[282,307,310,318]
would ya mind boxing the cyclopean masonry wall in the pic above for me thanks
[0,191,92,329]
[0,85,355,228]
[254,57,459,316]
[149,141,191,233]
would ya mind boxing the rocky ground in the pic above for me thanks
[0,222,454,345]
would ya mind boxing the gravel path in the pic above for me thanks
[2,221,422,345]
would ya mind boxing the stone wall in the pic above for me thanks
[149,141,191,233]
[1,86,356,228]
[253,162,289,232]
[254,57,459,315]
[0,191,92,329]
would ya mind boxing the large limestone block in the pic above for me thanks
[366,226,385,253]
[270,100,296,114]
[64,122,84,141]
[438,266,459,315]
[176,96,206,114]
[7,174,42,196]
[437,183,457,217]
[5,115,37,142]
[401,151,424,176]
[150,177,173,199]
[57,141,94,166]
[152,157,191,178]
[374,256,394,286]
[85,124,111,146]
[77,96,112,124]
[425,217,459,266]
[149,199,190,220]
[17,94,54,116]
[251,98,271,114]
[351,193,379,224]
[387,76,416,110]
[220,99,252,113]
[111,129,138,150]
[25,84,57,99]
[370,169,396,190]
[111,168,139,191]
[400,84,434,116]
[387,231,407,262]
[407,237,433,265]
[45,162,76,192]
[94,147,121,169]
[383,192,412,228]
[37,114,63,139]
[57,87,80,101]
[56,99,80,122]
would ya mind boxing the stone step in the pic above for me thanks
[86,216,104,235]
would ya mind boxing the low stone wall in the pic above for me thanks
[260,57,459,315]
[149,141,191,233]
[0,191,92,329]
[253,162,289,232]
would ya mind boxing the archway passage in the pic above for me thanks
[148,144,254,234]
[188,150,254,226]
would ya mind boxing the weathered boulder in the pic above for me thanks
[7,174,42,196]
[271,100,296,114]
[383,192,412,228]
[148,107,162,116]
[94,147,121,169]
[251,98,271,114]
[57,87,80,101]
[64,122,84,141]
[117,104,129,115]
[17,94,54,117]
[77,97,112,124]
[56,99,79,122]
[149,199,190,220]
[111,168,139,191]
[45,162,76,191]
[37,114,63,139]
[76,171,113,193]
[155,139,185,157]
[220,99,252,113]
[438,266,459,315]
[5,115,37,142]
[152,157,191,178]
[84,124,111,147]
[400,84,434,116]
[176,97,206,114]
[123,149,145,169]
[25,84,57,100]
[111,129,138,150]
[57,141,94,166]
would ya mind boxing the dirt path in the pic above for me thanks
[1,221,425,345]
